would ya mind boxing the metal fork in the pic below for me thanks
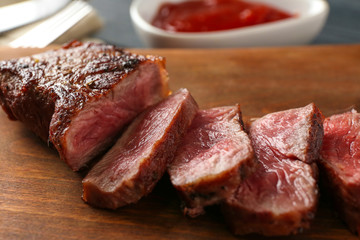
[9,1,93,48]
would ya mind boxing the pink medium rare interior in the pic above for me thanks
[84,89,192,192]
[236,158,317,214]
[64,62,166,169]
[321,110,360,182]
[251,104,316,163]
[170,106,253,186]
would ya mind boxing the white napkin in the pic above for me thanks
[0,0,103,46]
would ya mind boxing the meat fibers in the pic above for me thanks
[222,103,324,236]
[168,105,255,217]
[82,88,198,209]
[318,110,360,234]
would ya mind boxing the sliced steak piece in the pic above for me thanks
[223,103,323,236]
[168,105,255,217]
[318,110,360,234]
[0,41,169,171]
[82,88,198,209]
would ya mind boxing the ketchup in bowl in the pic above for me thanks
[151,0,293,33]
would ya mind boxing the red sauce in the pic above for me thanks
[151,0,293,33]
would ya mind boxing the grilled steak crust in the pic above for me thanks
[318,110,360,234]
[168,105,255,217]
[0,41,169,170]
[223,103,323,236]
[82,89,198,209]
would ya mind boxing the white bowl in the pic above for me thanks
[130,0,329,48]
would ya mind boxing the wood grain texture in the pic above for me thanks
[1,45,360,240]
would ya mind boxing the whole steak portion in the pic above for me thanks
[0,41,169,171]
[319,110,360,234]
[82,89,198,209]
[223,103,324,236]
[168,105,255,217]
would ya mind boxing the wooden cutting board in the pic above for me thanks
[1,45,360,240]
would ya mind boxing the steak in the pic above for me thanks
[82,88,198,209]
[318,110,360,234]
[0,41,169,171]
[222,103,324,236]
[168,105,255,217]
